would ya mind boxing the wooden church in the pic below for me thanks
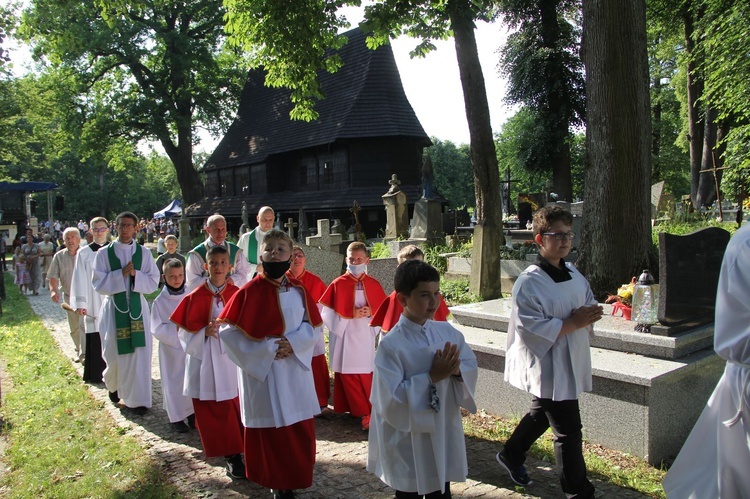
[187,27,433,238]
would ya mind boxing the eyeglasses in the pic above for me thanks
[542,231,575,241]
[92,227,108,233]
[291,254,306,259]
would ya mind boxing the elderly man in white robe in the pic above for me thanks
[237,205,274,276]
[70,216,110,383]
[185,213,251,291]
[663,223,750,498]
[93,211,159,414]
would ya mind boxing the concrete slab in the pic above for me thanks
[451,299,714,359]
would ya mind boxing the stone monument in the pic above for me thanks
[306,219,343,252]
[284,217,298,240]
[410,156,443,242]
[238,201,250,236]
[297,207,310,243]
[382,174,409,241]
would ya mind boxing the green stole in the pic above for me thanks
[107,243,145,355]
[191,241,240,268]
[247,230,259,264]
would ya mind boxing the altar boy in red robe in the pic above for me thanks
[170,245,245,479]
[320,241,387,430]
[370,244,451,335]
[287,245,331,410]
[219,229,323,499]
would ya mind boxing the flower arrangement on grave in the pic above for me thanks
[605,277,636,320]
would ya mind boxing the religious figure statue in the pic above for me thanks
[386,174,401,195]
[421,154,436,200]
[239,201,250,235]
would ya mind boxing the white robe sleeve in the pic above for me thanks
[372,340,436,433]
[450,334,479,414]
[184,251,206,291]
[92,250,127,296]
[219,324,277,381]
[321,305,348,338]
[69,250,90,310]
[281,320,317,370]
[151,296,182,349]
[179,326,207,360]
[132,251,159,295]
[229,249,251,287]
[513,277,563,359]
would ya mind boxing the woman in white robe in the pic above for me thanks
[663,223,750,498]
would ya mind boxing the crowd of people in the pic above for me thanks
[6,203,746,499]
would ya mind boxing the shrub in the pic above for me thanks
[440,277,480,306]
[370,241,391,259]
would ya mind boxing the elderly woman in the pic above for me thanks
[39,233,56,288]
[22,228,42,295]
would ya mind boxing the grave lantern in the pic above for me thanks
[632,269,659,333]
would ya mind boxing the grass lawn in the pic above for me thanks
[0,272,179,498]
[463,410,667,498]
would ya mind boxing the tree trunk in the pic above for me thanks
[684,3,705,210]
[449,1,504,300]
[160,121,204,208]
[652,76,662,182]
[578,0,652,299]
[540,0,573,202]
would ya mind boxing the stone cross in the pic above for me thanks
[284,217,298,240]
[306,218,343,251]
[387,174,401,194]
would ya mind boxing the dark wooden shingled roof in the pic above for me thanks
[203,27,430,170]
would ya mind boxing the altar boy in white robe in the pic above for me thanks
[150,258,194,433]
[497,206,603,498]
[219,229,322,498]
[368,260,478,498]
[663,222,750,498]
[93,211,160,414]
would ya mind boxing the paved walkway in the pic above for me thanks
[24,291,647,499]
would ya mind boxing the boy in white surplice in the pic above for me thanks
[497,206,603,498]
[368,260,477,498]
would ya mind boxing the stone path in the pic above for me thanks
[22,292,647,498]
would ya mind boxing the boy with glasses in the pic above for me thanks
[496,206,602,498]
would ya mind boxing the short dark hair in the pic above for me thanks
[116,211,138,227]
[206,244,229,261]
[394,260,440,295]
[162,258,184,272]
[397,244,424,264]
[532,206,573,236]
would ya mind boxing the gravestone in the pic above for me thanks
[330,219,346,237]
[296,243,345,285]
[651,181,665,218]
[382,174,409,240]
[284,217,297,240]
[410,199,443,241]
[306,219,343,253]
[653,227,731,334]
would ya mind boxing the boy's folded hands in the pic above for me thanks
[429,341,462,383]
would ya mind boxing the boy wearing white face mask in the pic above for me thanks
[320,241,387,430]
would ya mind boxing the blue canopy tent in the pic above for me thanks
[153,199,181,219]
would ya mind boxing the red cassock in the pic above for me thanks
[288,269,331,407]
[370,291,452,333]
[170,282,244,458]
[320,272,386,417]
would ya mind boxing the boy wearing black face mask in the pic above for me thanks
[219,229,324,499]
[319,241,387,430]
[170,245,246,479]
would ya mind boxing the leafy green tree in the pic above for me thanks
[0,4,16,73]
[19,0,246,206]
[498,0,585,202]
[428,138,475,210]
[223,0,505,299]
[495,107,586,201]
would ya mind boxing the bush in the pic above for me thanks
[440,277,480,306]
[370,241,391,259]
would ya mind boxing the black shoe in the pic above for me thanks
[186,413,196,429]
[125,406,148,416]
[108,391,119,405]
[496,451,533,486]
[225,454,246,479]
[170,421,190,433]
[271,490,295,499]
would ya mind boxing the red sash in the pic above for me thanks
[170,282,239,333]
[219,275,323,340]
[319,272,386,319]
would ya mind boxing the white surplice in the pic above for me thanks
[178,289,238,402]
[367,316,478,495]
[93,240,159,408]
[220,286,320,428]
[663,224,750,498]
[237,227,266,276]
[184,239,251,291]
[70,244,105,334]
[151,287,193,423]
[321,289,380,373]
[504,263,597,401]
